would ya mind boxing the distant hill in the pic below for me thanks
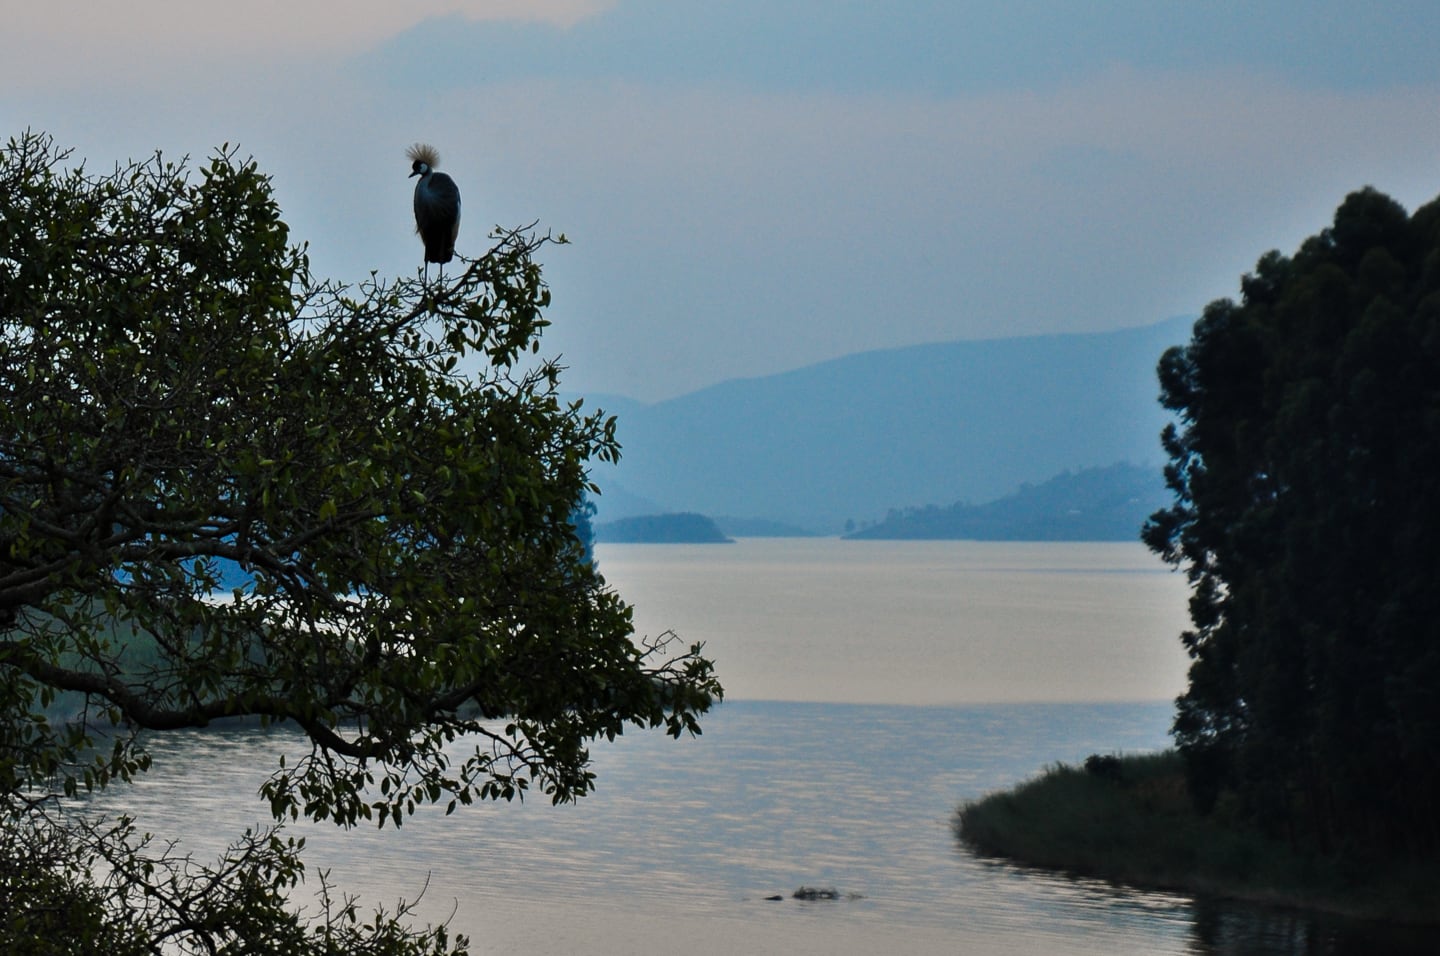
[594,512,732,544]
[713,516,821,538]
[586,481,667,523]
[845,463,1170,541]
[584,316,1192,532]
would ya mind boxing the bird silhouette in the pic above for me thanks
[406,143,461,283]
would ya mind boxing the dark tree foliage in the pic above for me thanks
[0,131,720,953]
[1144,186,1440,859]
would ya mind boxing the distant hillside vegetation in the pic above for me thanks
[595,512,732,544]
[846,463,1168,541]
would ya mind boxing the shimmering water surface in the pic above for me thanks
[94,540,1435,954]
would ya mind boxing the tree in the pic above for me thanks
[1144,186,1440,860]
[0,131,720,952]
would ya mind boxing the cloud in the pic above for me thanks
[0,0,614,89]
[361,0,1440,95]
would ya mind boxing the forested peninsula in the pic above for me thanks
[958,187,1440,927]
[957,752,1440,924]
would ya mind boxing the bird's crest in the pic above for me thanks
[406,143,441,169]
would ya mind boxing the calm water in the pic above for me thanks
[596,539,1192,705]
[92,540,1434,954]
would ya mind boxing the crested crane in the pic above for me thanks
[406,143,461,282]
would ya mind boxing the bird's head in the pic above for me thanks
[406,142,441,178]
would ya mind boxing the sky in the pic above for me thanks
[5,1,1440,401]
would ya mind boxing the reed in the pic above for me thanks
[955,751,1440,924]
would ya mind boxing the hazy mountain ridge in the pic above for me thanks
[583,316,1193,532]
[594,512,732,544]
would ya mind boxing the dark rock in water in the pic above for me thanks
[793,886,862,901]
[763,894,784,902]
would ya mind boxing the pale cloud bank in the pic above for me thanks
[0,0,613,88]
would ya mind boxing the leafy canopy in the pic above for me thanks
[0,130,719,953]
[1144,186,1440,859]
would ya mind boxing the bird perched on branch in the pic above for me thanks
[406,143,461,281]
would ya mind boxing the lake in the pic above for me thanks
[96,539,1436,954]
[598,538,1193,705]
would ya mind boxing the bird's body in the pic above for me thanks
[407,143,461,273]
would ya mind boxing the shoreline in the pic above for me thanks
[955,751,1440,927]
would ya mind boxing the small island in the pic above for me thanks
[594,512,733,544]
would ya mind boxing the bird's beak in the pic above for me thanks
[408,170,420,178]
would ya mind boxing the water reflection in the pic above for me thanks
[83,699,1437,955]
[66,537,1433,954]
[1188,897,1437,956]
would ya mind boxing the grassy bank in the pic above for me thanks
[956,751,1440,924]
